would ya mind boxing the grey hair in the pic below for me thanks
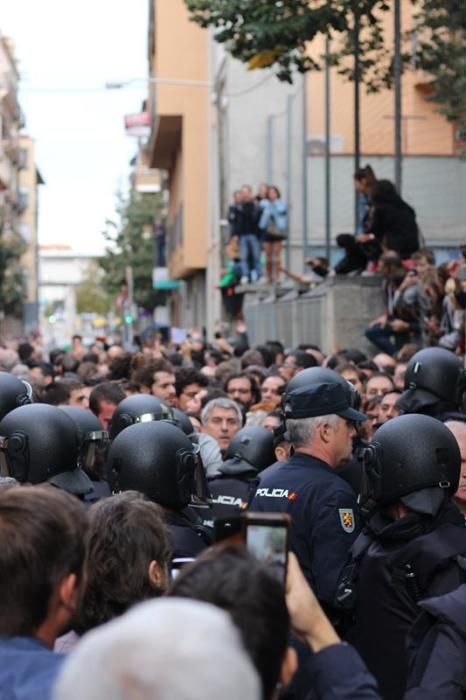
[287,414,340,448]
[54,598,260,700]
[201,398,243,426]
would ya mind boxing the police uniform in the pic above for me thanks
[207,474,256,523]
[348,503,466,700]
[251,453,360,608]
[165,510,210,559]
[204,426,276,528]
[349,414,466,700]
[250,382,367,610]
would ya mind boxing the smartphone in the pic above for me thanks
[242,512,291,584]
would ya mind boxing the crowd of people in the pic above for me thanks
[0,320,466,700]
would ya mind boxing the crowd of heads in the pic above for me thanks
[0,317,465,699]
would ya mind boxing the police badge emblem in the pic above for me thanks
[338,508,355,533]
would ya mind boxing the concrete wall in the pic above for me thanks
[244,276,385,354]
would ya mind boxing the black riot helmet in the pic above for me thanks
[397,348,466,416]
[221,426,276,476]
[59,406,109,478]
[286,366,362,411]
[0,403,92,495]
[0,371,32,420]
[171,407,196,436]
[360,414,460,518]
[107,421,200,510]
[109,394,174,440]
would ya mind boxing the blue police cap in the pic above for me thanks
[284,382,367,422]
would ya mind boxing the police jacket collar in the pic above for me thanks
[289,451,334,472]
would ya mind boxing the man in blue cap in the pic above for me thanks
[250,382,367,618]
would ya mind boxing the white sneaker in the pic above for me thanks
[240,276,249,285]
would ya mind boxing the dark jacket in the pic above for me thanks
[207,471,258,524]
[230,201,261,237]
[404,584,466,699]
[164,509,211,559]
[369,200,419,257]
[250,452,361,610]
[0,636,64,700]
[348,503,466,700]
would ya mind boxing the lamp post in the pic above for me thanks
[105,77,212,89]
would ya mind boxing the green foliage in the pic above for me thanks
[75,262,112,315]
[184,0,390,83]
[99,191,165,314]
[0,231,27,318]
[409,0,466,134]
[185,0,465,133]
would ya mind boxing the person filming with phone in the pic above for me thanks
[250,381,367,620]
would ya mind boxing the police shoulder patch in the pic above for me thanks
[338,508,355,533]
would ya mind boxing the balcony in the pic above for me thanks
[149,114,182,170]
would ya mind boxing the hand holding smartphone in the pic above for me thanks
[242,512,291,585]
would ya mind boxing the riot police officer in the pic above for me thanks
[207,426,275,525]
[0,371,32,421]
[348,413,466,700]
[59,405,111,500]
[109,394,173,440]
[250,381,367,615]
[107,420,211,558]
[397,347,466,418]
[0,403,93,496]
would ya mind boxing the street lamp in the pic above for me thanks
[105,77,212,89]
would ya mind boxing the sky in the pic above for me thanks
[1,0,148,253]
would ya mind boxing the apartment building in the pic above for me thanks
[146,0,210,330]
[18,135,44,332]
[145,1,464,334]
[0,33,21,234]
[0,34,43,334]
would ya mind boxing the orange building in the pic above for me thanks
[147,0,210,328]
[145,0,465,332]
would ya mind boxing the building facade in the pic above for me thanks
[38,246,101,349]
[18,135,44,333]
[145,1,465,335]
[0,33,42,336]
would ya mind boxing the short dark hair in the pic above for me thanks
[77,492,171,633]
[108,353,133,381]
[175,367,209,397]
[17,342,34,363]
[131,359,174,390]
[0,486,87,635]
[89,382,126,415]
[200,388,228,409]
[169,545,289,700]
[287,350,318,370]
[40,381,71,406]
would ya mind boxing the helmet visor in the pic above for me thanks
[190,442,212,508]
[0,436,11,478]
[81,430,110,473]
